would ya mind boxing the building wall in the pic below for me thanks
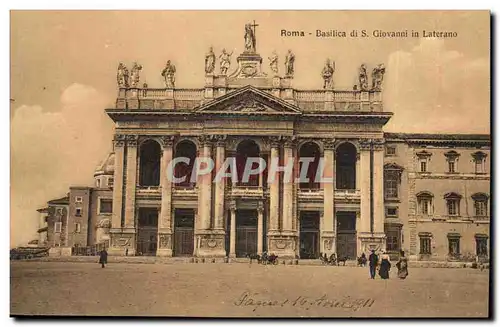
[89,188,113,245]
[68,187,91,247]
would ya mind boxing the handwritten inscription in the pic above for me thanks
[234,291,375,312]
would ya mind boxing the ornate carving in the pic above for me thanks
[268,51,279,75]
[161,60,176,88]
[112,235,132,248]
[284,50,295,77]
[198,135,216,147]
[359,138,372,151]
[269,136,282,148]
[372,138,385,150]
[126,135,139,147]
[257,202,264,214]
[129,62,142,87]
[159,234,171,249]
[113,134,127,147]
[229,200,237,212]
[230,98,267,112]
[359,64,368,91]
[214,135,227,147]
[207,239,218,248]
[322,138,336,150]
[275,240,287,249]
[282,135,297,148]
[161,135,175,149]
[321,59,335,89]
[323,238,333,251]
[371,64,386,91]
[117,62,129,88]
[205,47,216,75]
[219,49,233,75]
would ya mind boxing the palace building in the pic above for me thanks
[36,24,490,261]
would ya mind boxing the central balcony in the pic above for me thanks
[229,185,264,198]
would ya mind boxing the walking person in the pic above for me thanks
[396,250,409,279]
[99,249,108,268]
[368,249,378,279]
[379,251,391,279]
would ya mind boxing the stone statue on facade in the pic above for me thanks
[117,62,129,88]
[244,23,256,53]
[205,46,216,75]
[219,48,233,75]
[268,51,279,75]
[129,62,142,87]
[161,60,176,88]
[359,64,368,91]
[285,49,295,77]
[371,64,386,91]
[321,58,335,89]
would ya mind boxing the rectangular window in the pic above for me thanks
[420,198,432,215]
[75,223,81,233]
[476,238,488,257]
[419,236,431,255]
[54,222,62,233]
[448,238,460,256]
[420,161,427,173]
[75,208,82,217]
[75,196,83,203]
[475,200,487,216]
[108,177,114,187]
[475,160,483,174]
[384,171,399,199]
[386,207,398,217]
[385,146,396,156]
[447,200,459,216]
[99,199,113,214]
[448,161,456,173]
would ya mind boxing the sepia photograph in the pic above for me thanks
[9,10,491,318]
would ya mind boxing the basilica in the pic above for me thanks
[36,24,490,262]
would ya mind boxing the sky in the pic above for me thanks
[10,10,490,246]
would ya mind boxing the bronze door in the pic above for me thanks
[174,227,194,256]
[336,232,357,259]
[236,227,257,258]
[300,231,319,259]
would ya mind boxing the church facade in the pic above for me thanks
[36,24,490,261]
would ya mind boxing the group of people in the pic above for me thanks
[367,249,408,280]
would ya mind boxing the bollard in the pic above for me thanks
[212,258,216,263]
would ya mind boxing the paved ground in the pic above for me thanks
[10,261,490,318]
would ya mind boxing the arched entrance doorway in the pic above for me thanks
[299,142,321,190]
[174,140,197,188]
[139,140,161,187]
[236,139,260,187]
[336,142,357,190]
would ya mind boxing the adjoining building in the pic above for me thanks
[35,23,490,261]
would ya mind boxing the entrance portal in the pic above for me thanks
[136,208,158,256]
[336,212,357,259]
[299,211,320,259]
[236,209,257,257]
[173,209,195,257]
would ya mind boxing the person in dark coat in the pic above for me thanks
[99,249,108,268]
[379,251,391,279]
[396,250,409,279]
[368,250,378,279]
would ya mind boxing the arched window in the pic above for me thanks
[471,193,489,217]
[416,191,433,215]
[174,140,197,188]
[336,143,356,190]
[139,140,161,187]
[299,142,321,190]
[444,192,462,216]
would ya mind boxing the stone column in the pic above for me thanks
[322,139,336,256]
[157,136,174,257]
[372,139,386,235]
[229,201,237,258]
[196,136,215,257]
[124,135,138,229]
[359,139,372,234]
[111,135,125,230]
[214,135,226,231]
[109,134,127,256]
[257,202,264,254]
[282,137,294,232]
[269,137,281,232]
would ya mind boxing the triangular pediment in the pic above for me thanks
[196,85,302,115]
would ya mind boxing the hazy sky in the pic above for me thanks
[10,11,490,246]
